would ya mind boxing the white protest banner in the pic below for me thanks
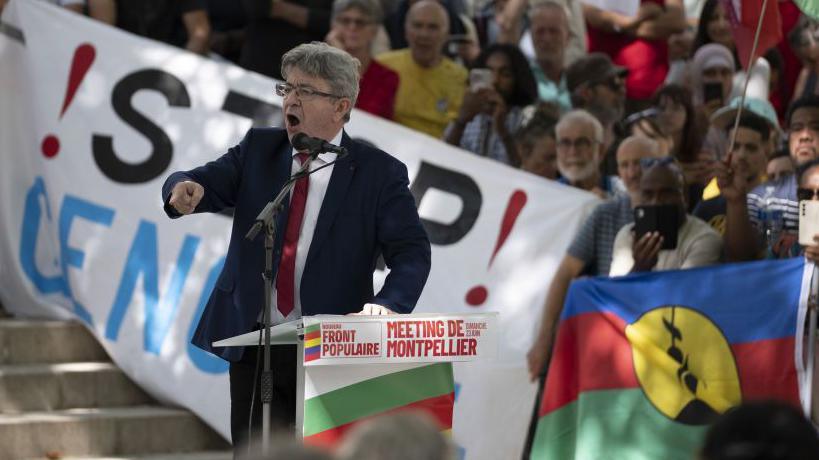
[0,1,599,458]
[303,313,498,366]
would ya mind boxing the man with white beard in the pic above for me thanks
[554,109,618,198]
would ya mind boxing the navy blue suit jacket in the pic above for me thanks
[162,128,431,361]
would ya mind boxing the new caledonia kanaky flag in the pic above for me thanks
[531,258,811,459]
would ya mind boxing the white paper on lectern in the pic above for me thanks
[582,0,638,16]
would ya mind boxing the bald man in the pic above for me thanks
[526,136,662,381]
[376,0,467,138]
[608,161,721,276]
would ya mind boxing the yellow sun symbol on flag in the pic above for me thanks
[625,305,742,425]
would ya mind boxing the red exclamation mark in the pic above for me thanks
[465,189,528,307]
[41,43,96,158]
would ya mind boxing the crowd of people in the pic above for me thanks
[7,0,819,455]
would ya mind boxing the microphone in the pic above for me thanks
[291,133,348,157]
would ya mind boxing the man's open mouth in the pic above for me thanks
[286,114,301,127]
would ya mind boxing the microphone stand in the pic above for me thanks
[244,147,320,454]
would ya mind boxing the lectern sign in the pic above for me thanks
[303,313,498,366]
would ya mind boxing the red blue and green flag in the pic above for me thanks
[531,258,807,459]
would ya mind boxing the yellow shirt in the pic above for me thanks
[377,49,467,139]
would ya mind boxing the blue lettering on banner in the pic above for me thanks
[18,176,227,370]
[105,220,200,355]
[187,256,229,373]
[19,177,64,294]
[19,177,117,326]
[59,196,116,325]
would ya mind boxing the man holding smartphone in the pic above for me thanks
[526,136,662,380]
[608,159,722,275]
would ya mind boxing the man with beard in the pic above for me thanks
[526,136,662,380]
[554,109,617,198]
[565,53,628,173]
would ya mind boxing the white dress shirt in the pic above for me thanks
[268,129,342,325]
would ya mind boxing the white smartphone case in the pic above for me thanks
[799,200,819,246]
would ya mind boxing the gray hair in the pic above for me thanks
[332,0,383,24]
[556,109,604,144]
[528,0,570,23]
[281,42,361,121]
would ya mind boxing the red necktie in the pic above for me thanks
[276,153,310,317]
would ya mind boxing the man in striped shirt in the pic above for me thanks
[719,95,819,260]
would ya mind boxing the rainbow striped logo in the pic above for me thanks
[304,324,321,362]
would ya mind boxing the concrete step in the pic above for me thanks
[0,362,154,413]
[0,319,108,365]
[0,406,230,460]
[24,451,232,460]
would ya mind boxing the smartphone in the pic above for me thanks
[799,200,819,246]
[703,82,723,105]
[634,205,680,250]
[469,68,494,92]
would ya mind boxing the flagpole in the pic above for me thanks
[806,265,818,419]
[725,0,771,162]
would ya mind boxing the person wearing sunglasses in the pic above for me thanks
[718,95,819,261]
[565,53,628,154]
[325,0,398,120]
[161,42,431,454]
[796,159,819,263]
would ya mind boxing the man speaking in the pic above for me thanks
[161,42,431,449]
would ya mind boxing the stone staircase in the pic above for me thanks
[0,304,231,460]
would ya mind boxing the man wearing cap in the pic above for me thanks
[564,52,628,174]
[528,1,572,112]
[719,95,819,260]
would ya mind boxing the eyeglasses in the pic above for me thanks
[797,187,819,202]
[556,137,599,150]
[275,83,340,100]
[335,16,373,28]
